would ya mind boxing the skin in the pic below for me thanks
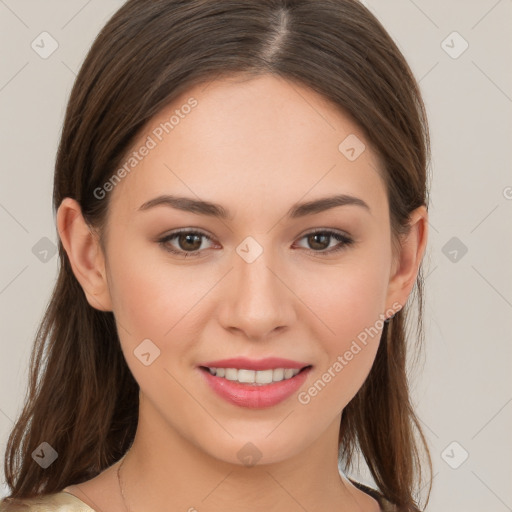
[57,74,428,512]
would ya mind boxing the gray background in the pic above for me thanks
[1,1,511,510]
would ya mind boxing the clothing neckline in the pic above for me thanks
[62,480,394,511]
[2,483,395,512]
[60,489,97,510]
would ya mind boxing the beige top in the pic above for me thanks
[0,482,398,511]
[0,491,95,511]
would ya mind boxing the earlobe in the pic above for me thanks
[56,197,112,312]
[385,206,429,310]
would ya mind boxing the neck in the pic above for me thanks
[117,398,365,512]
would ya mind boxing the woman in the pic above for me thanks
[1,0,432,510]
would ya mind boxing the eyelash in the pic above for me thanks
[157,228,354,258]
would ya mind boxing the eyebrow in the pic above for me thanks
[138,193,371,219]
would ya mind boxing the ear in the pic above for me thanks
[385,205,429,312]
[56,197,112,312]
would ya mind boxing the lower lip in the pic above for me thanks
[199,367,311,409]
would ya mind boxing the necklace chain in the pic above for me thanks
[117,454,133,512]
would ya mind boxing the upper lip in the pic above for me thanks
[199,357,310,371]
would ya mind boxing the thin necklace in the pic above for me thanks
[117,454,133,512]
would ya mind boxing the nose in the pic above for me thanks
[217,245,297,342]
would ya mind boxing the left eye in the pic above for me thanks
[294,230,354,254]
[158,229,354,258]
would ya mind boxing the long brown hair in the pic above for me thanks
[3,0,432,509]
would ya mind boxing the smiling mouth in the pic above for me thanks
[199,365,312,386]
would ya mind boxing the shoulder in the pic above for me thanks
[0,492,96,512]
[348,478,400,512]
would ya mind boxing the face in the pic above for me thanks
[80,74,410,466]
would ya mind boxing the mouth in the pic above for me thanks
[197,357,313,409]
[199,365,312,386]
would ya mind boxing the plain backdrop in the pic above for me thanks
[1,1,511,510]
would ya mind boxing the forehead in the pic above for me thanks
[108,74,387,222]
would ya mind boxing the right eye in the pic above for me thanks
[158,229,216,258]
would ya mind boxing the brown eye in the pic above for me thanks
[307,233,331,250]
[158,230,214,258]
[177,233,202,251]
[296,230,354,255]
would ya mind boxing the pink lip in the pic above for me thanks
[199,357,308,371]
[198,365,312,409]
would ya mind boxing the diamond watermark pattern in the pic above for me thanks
[442,236,468,263]
[31,31,59,59]
[32,237,57,263]
[237,442,262,467]
[134,338,161,366]
[338,134,366,161]
[441,31,469,59]
[32,442,58,469]
[441,441,469,469]
[236,236,263,263]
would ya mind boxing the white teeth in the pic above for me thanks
[273,368,284,382]
[225,368,238,381]
[255,369,273,384]
[207,367,301,385]
[238,369,255,383]
[284,368,295,379]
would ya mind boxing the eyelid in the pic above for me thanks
[157,227,354,258]
[293,229,354,255]
[157,228,216,258]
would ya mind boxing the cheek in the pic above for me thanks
[295,253,389,407]
[300,258,389,349]
[103,231,171,338]
[105,249,204,398]
[107,256,171,339]
[106,241,217,351]
[297,277,385,419]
